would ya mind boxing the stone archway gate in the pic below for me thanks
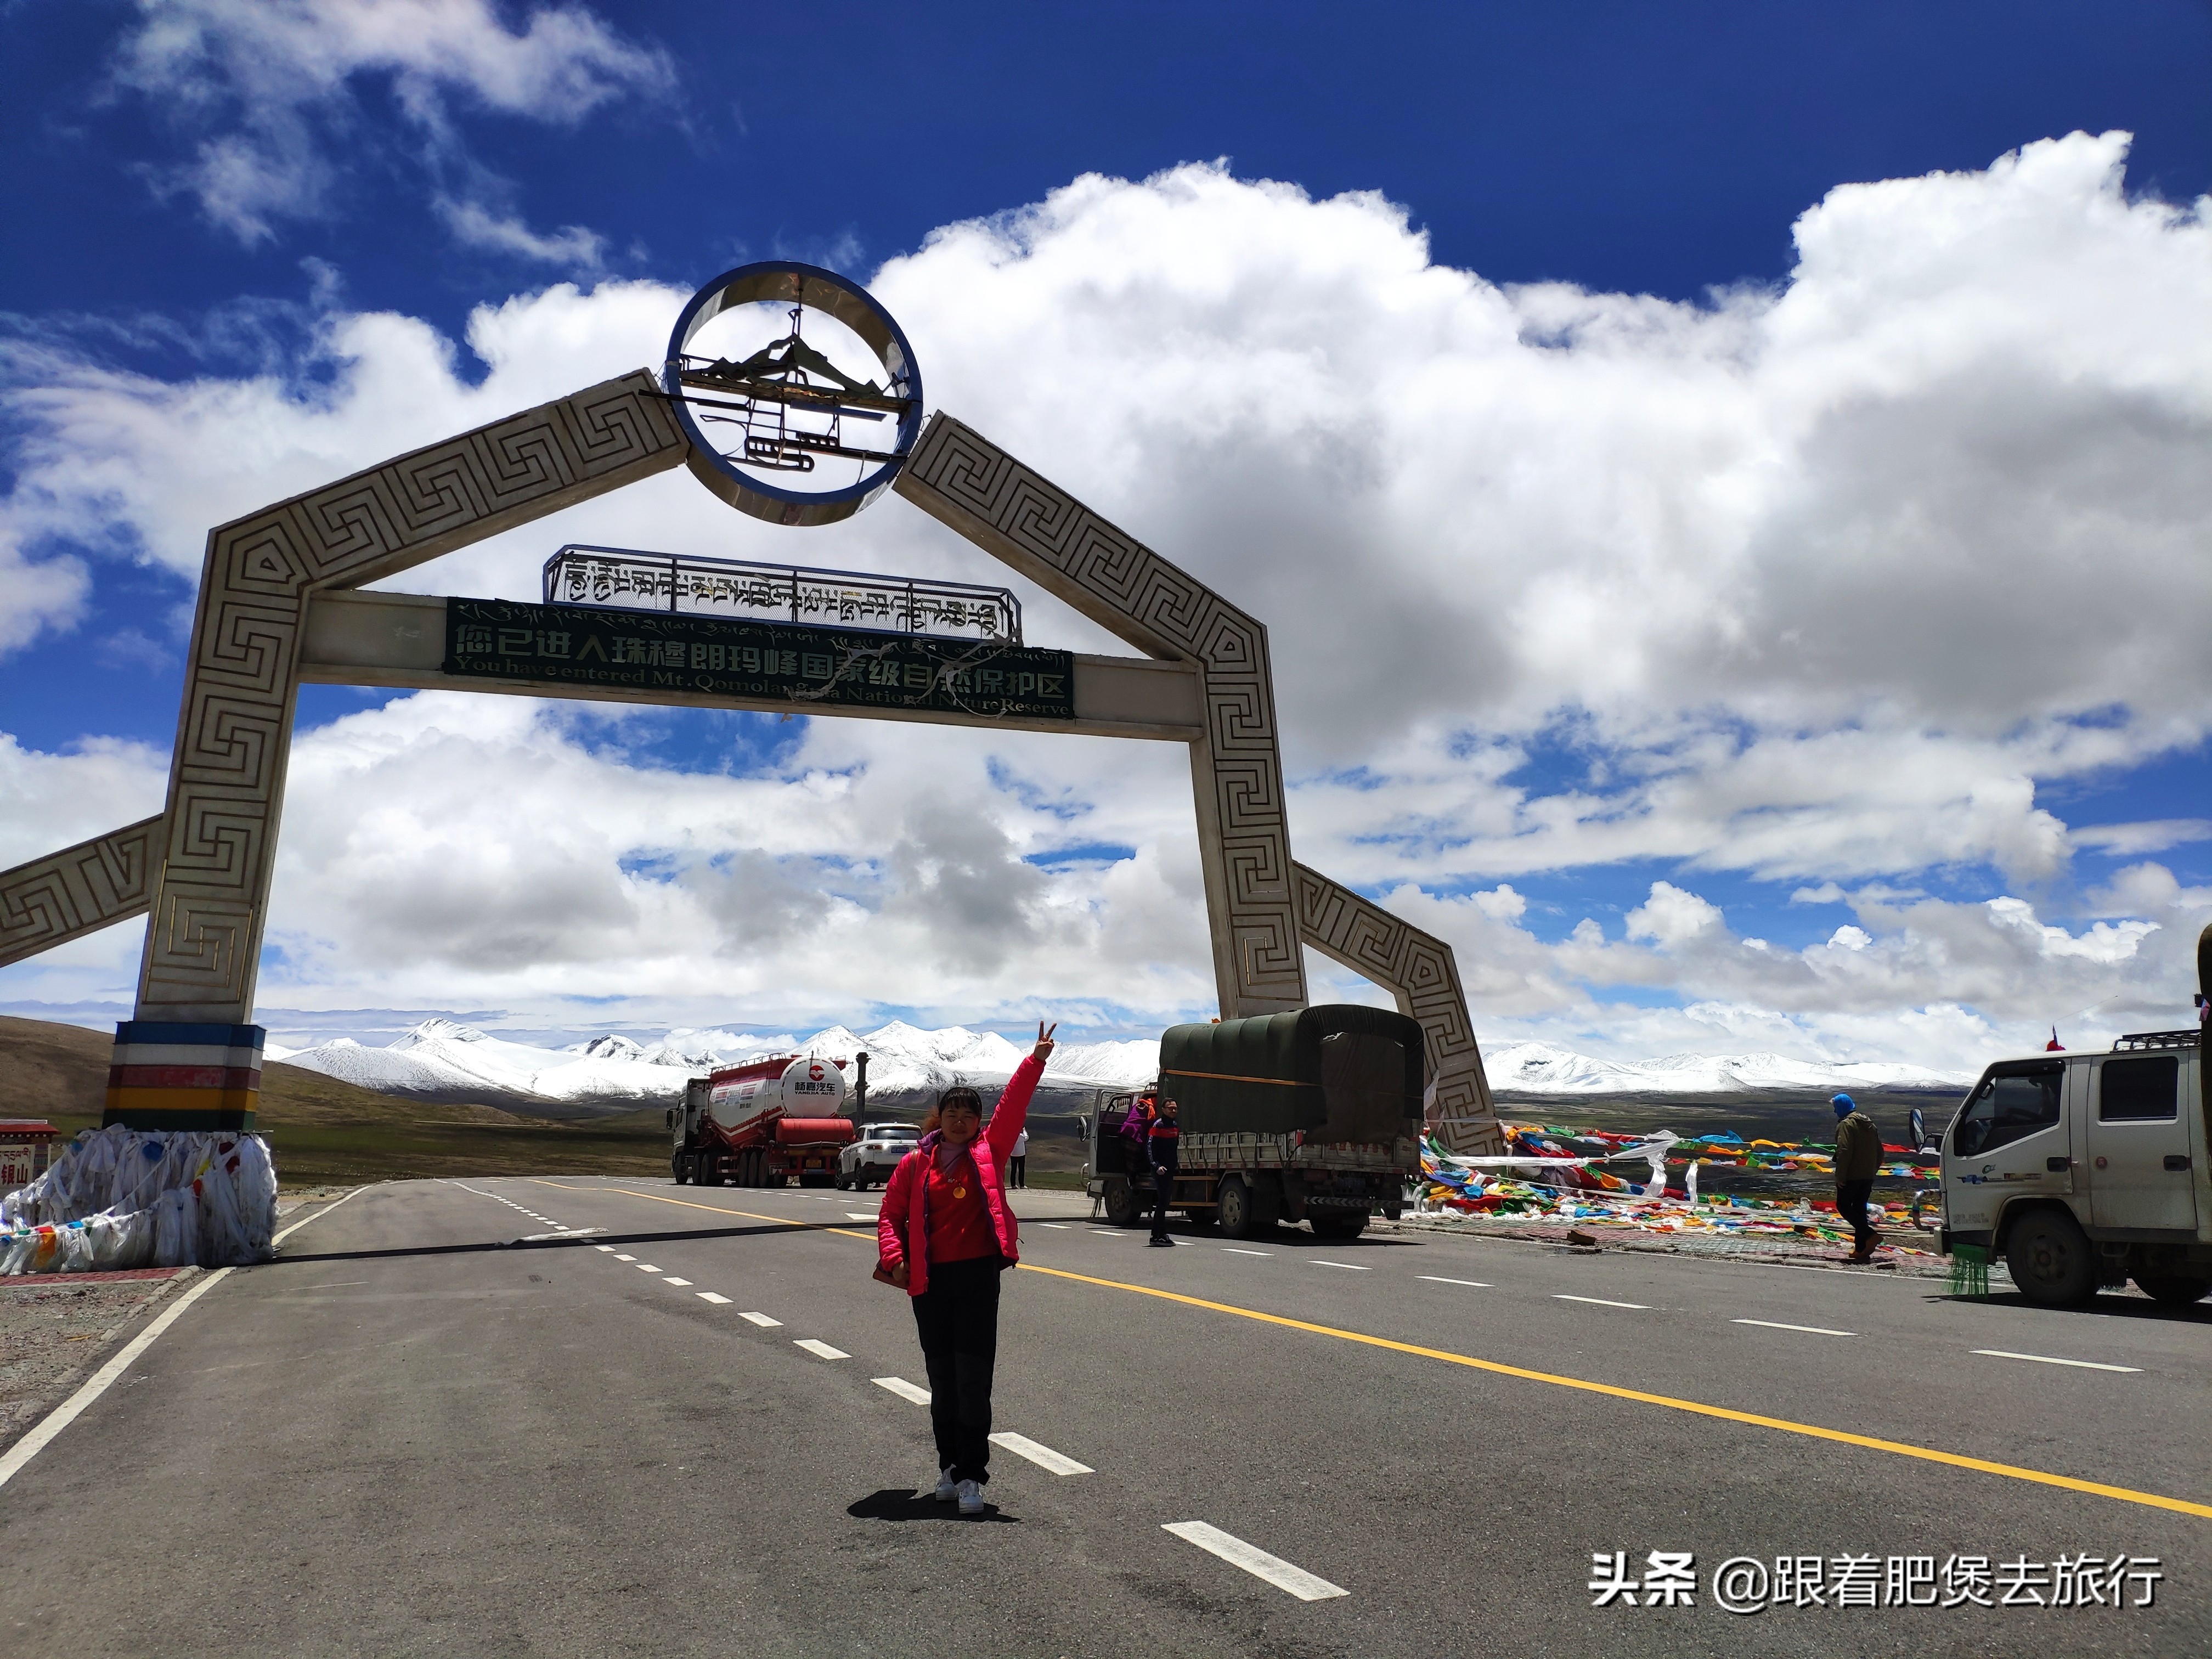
[0,372,1501,1154]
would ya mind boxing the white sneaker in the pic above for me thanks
[956,1478,984,1516]
[934,1469,957,1502]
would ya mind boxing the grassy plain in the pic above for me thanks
[1,1015,670,1187]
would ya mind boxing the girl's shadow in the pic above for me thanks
[847,1487,1018,1523]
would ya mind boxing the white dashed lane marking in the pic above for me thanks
[614,1254,636,1262]
[1419,1276,1490,1288]
[594,1245,615,1252]
[1163,1521,1348,1601]
[873,1375,932,1404]
[1222,1248,1272,1257]
[1037,1223,1070,1229]
[1554,1294,1649,1310]
[1972,1349,2141,1373]
[739,1311,782,1328]
[453,1182,566,1234]
[663,1277,692,1286]
[845,1212,876,1222]
[636,1263,662,1273]
[794,1339,849,1361]
[697,1292,732,1305]
[1735,1318,1855,1338]
[1310,1261,1368,1271]
[988,1433,1093,1476]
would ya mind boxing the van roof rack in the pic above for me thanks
[2111,1029,2200,1052]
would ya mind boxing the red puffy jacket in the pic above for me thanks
[876,1053,1040,1297]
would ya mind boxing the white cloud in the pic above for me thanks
[0,733,170,869]
[435,197,607,268]
[2071,819,2212,857]
[111,0,672,248]
[1375,872,2207,1068]
[4,136,2211,1065]
[0,279,682,584]
[245,694,1216,1027]
[1625,882,1726,949]
[0,543,89,656]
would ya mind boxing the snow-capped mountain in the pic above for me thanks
[277,1017,1162,1116]
[1484,1042,1972,1096]
[274,1017,1973,1118]
[279,1017,708,1116]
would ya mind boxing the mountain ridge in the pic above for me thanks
[267,1019,1977,1118]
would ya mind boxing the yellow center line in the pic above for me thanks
[538,1180,2210,1521]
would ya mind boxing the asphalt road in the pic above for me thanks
[1,1175,2205,1657]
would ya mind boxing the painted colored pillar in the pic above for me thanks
[105,1022,263,1131]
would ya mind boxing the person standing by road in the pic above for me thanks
[1010,1126,1028,1189]
[1147,1096,1181,1246]
[1831,1092,1884,1262]
[877,1022,1056,1516]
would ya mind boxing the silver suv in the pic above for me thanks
[838,1122,921,1190]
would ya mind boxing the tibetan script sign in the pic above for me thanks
[442,597,1076,720]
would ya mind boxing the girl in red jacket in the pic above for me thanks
[878,1020,1055,1515]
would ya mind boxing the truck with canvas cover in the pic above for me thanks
[669,1053,857,1187]
[1084,1005,1425,1239]
[1935,922,2212,1308]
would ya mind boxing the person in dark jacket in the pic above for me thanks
[1831,1093,1884,1262]
[877,1021,1056,1515]
[1147,1096,1181,1246]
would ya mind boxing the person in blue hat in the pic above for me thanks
[1831,1093,1883,1261]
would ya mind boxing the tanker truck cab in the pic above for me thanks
[1940,1029,2208,1307]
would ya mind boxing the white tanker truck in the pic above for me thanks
[668,1052,859,1187]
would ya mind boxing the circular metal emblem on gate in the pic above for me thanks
[664,261,923,527]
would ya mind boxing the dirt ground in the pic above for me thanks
[0,1269,195,1453]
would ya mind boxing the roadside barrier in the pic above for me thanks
[0,1125,276,1273]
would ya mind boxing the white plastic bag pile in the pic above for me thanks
[0,1125,278,1274]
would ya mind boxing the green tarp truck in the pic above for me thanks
[1084,1004,1426,1239]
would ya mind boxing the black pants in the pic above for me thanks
[911,1256,1003,1485]
[1837,1180,1876,1254]
[1151,1167,1176,1238]
[1010,1156,1026,1188]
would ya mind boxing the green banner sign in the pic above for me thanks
[442,598,1076,721]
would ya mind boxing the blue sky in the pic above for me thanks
[2,2,2208,1064]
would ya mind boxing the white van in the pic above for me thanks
[1938,1028,2207,1307]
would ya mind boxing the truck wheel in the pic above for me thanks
[1102,1178,1143,1228]
[703,1155,725,1188]
[2134,1273,2211,1306]
[1311,1213,1368,1240]
[1217,1175,1265,1239]
[2005,1208,2095,1306]
[673,1156,690,1186]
